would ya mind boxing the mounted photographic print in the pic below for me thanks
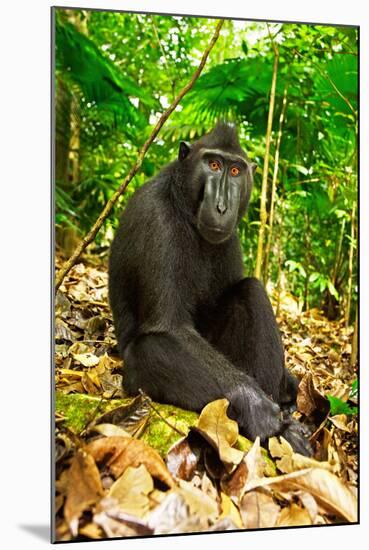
[52,5,359,542]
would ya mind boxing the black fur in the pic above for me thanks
[109,123,312,456]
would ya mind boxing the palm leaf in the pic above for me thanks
[55,18,156,127]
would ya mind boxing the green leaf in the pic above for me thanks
[327,395,358,416]
[285,260,307,278]
[55,17,154,128]
[349,379,358,399]
[327,280,339,300]
[309,272,320,283]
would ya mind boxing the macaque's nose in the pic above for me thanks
[217,200,227,215]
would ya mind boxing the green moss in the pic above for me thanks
[140,404,198,456]
[54,392,276,474]
[55,391,127,433]
[55,391,198,456]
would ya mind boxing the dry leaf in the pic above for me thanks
[244,468,357,522]
[297,373,329,416]
[147,492,189,534]
[176,479,219,521]
[277,503,312,526]
[108,465,154,517]
[269,436,333,474]
[91,423,132,438]
[94,497,153,538]
[79,523,104,539]
[166,436,201,480]
[296,491,319,522]
[220,461,248,500]
[329,414,351,432]
[91,394,150,436]
[194,399,244,470]
[87,436,174,488]
[81,372,100,395]
[55,318,78,342]
[73,352,100,367]
[240,489,280,529]
[219,492,243,528]
[68,342,90,355]
[243,438,265,487]
[64,448,104,536]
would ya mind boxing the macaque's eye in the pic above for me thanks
[231,166,240,176]
[209,160,221,171]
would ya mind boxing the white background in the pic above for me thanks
[0,0,367,548]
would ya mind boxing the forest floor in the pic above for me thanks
[54,255,358,541]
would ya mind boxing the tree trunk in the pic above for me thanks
[254,45,279,280]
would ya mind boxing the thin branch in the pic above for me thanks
[139,389,186,437]
[55,20,224,291]
[254,24,279,280]
[263,85,288,285]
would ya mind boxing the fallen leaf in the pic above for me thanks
[78,523,104,539]
[244,468,357,522]
[87,436,174,488]
[55,319,78,342]
[55,291,72,318]
[243,437,265,488]
[209,517,240,531]
[147,492,189,534]
[91,423,132,438]
[219,492,243,528]
[68,342,90,355]
[91,394,150,436]
[81,372,100,395]
[277,503,312,526]
[240,489,280,529]
[269,436,333,474]
[166,434,201,480]
[194,399,244,471]
[100,372,124,398]
[108,465,154,517]
[94,497,153,538]
[329,414,351,432]
[297,373,330,417]
[64,448,104,536]
[176,479,219,521]
[296,491,319,522]
[73,352,100,367]
[220,461,248,500]
[221,438,265,501]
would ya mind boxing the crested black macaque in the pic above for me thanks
[109,123,312,455]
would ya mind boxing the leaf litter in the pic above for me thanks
[54,257,358,540]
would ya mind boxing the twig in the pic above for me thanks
[263,84,288,284]
[254,24,279,280]
[55,20,224,291]
[139,389,186,437]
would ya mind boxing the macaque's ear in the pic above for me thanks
[250,162,257,175]
[178,141,191,161]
